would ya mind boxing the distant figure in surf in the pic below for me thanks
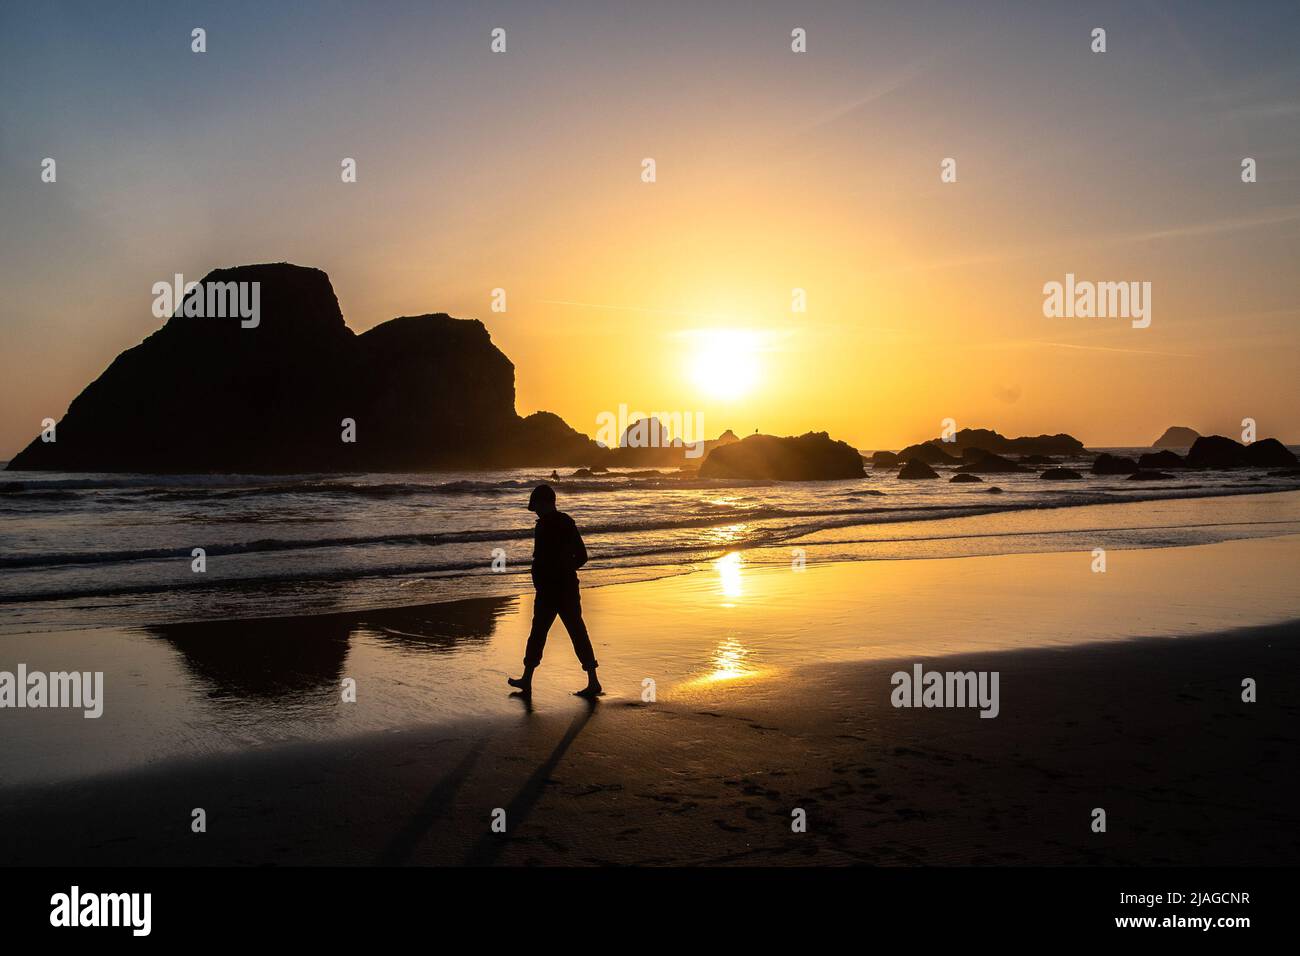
[508,484,602,698]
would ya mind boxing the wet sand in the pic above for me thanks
[3,614,1297,864]
[4,524,1300,785]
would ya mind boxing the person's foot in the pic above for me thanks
[507,676,532,693]
[573,681,603,698]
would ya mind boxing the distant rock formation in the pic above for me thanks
[896,442,959,465]
[954,451,1031,474]
[913,428,1086,457]
[697,432,865,480]
[897,459,939,479]
[949,472,983,483]
[509,412,608,467]
[614,424,738,469]
[1186,436,1298,469]
[7,264,608,472]
[1136,450,1185,470]
[871,450,900,469]
[619,417,670,449]
[1152,426,1200,449]
[710,429,740,450]
[893,428,1084,468]
[1091,453,1139,475]
[1040,467,1083,480]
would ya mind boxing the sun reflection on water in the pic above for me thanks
[714,551,744,601]
[703,523,749,548]
[707,637,753,681]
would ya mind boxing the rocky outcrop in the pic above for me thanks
[709,429,740,451]
[954,451,1031,474]
[1152,426,1200,449]
[7,263,608,472]
[896,442,959,465]
[1186,436,1298,469]
[1040,467,1083,480]
[895,428,1085,466]
[619,417,669,449]
[1091,453,1139,475]
[897,459,939,479]
[697,432,865,480]
[917,428,1086,457]
[949,472,983,483]
[1243,438,1299,468]
[1137,450,1185,470]
[509,412,609,466]
[1186,436,1247,468]
[871,451,900,469]
[615,425,739,469]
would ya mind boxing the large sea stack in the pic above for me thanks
[1152,426,1200,449]
[698,432,865,480]
[7,264,606,472]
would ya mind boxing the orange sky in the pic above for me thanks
[2,2,1297,458]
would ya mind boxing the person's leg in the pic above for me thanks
[509,591,558,692]
[557,586,601,696]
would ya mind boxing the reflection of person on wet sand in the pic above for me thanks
[508,484,603,698]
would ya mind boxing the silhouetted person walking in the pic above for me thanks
[508,484,602,697]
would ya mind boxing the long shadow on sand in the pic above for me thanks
[461,699,599,866]
[375,740,489,865]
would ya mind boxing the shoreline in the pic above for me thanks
[3,528,1299,787]
[3,619,1297,866]
[4,488,1298,637]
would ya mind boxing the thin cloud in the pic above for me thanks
[864,204,1300,279]
[978,339,1195,359]
[1124,205,1300,243]
[803,55,936,131]
[1037,341,1194,358]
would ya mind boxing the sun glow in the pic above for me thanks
[687,329,761,400]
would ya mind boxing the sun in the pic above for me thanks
[687,329,761,400]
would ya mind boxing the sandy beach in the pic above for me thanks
[3,518,1298,866]
[2,622,1296,866]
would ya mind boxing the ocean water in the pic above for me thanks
[2,449,1298,634]
[3,514,1299,785]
